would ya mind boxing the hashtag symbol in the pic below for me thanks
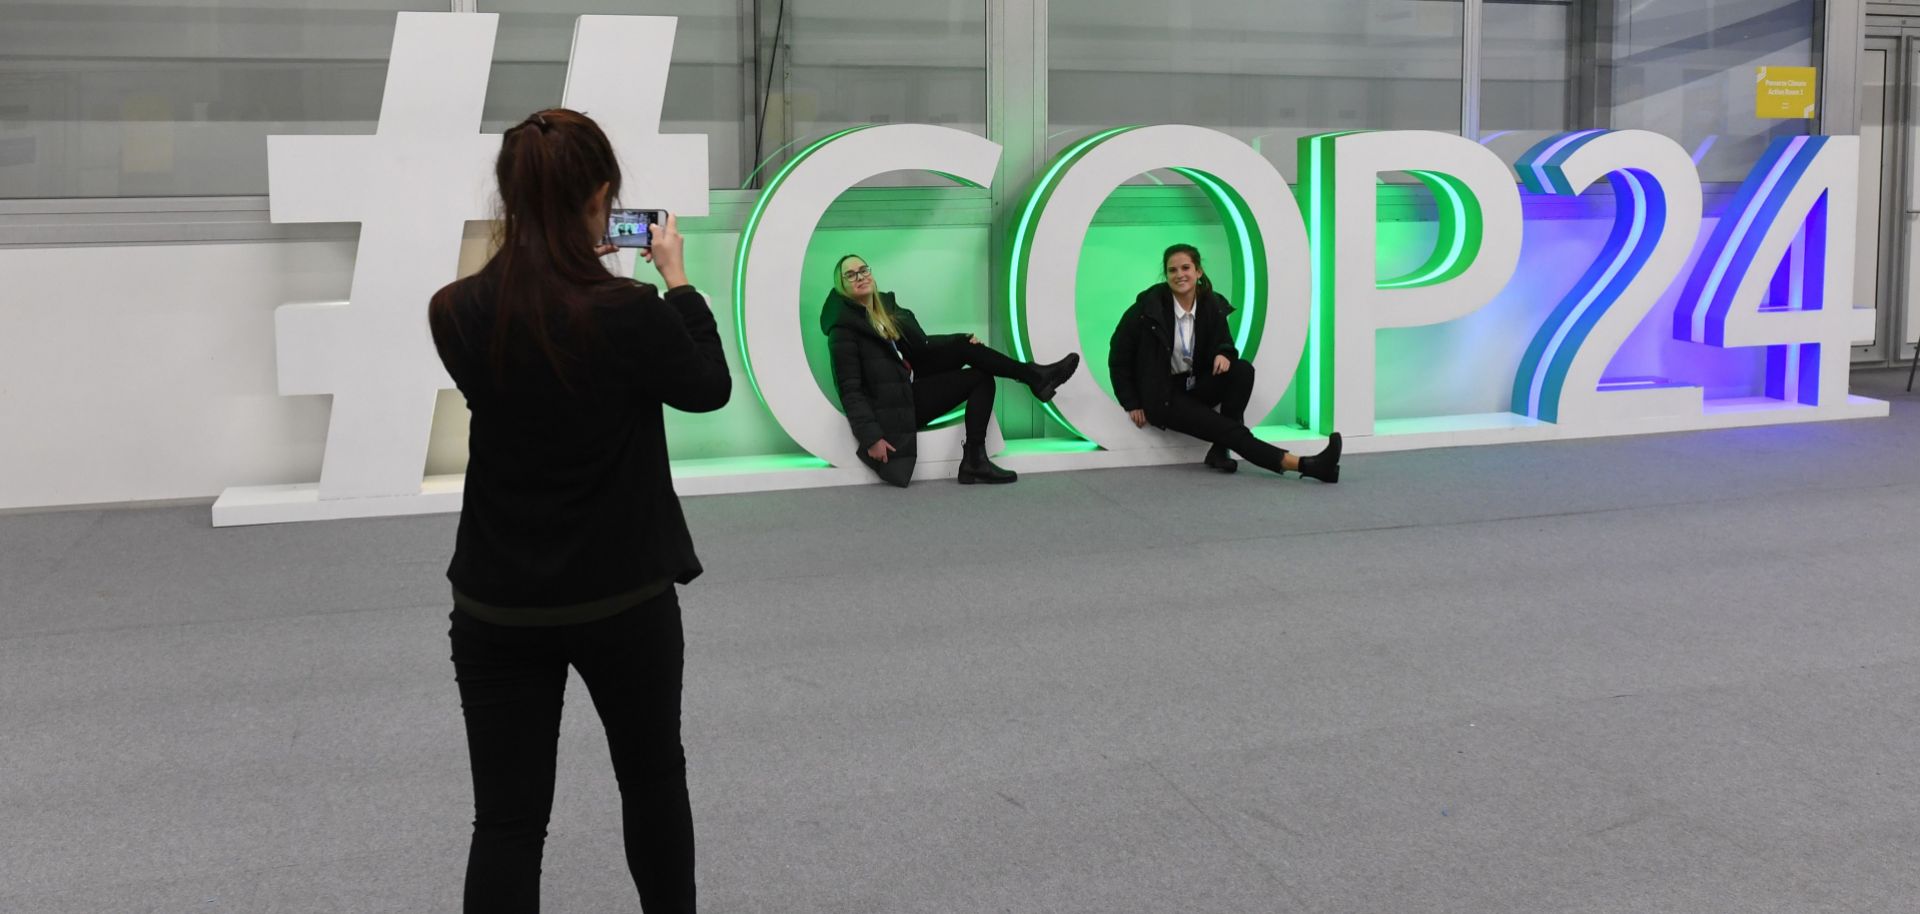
[265,13,706,502]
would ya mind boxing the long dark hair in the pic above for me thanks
[430,107,625,387]
[1162,243,1214,298]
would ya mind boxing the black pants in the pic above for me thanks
[910,341,1038,443]
[448,589,694,914]
[1149,360,1288,473]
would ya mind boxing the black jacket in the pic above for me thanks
[821,289,967,486]
[429,269,732,614]
[1108,283,1239,419]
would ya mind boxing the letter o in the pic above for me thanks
[1006,125,1310,451]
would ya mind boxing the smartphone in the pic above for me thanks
[604,208,667,250]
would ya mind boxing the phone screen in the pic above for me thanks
[605,208,665,249]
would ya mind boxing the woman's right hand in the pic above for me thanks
[645,214,689,289]
[1128,409,1147,429]
[867,439,896,463]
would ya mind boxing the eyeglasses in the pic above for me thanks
[842,266,872,281]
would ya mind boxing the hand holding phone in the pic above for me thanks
[647,214,688,289]
[604,208,667,250]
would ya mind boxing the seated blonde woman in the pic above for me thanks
[821,253,1079,487]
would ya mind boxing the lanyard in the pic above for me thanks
[890,339,913,381]
[1176,309,1196,390]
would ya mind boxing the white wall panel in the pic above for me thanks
[0,241,348,509]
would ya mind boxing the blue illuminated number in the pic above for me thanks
[1673,136,1870,407]
[1512,130,1705,425]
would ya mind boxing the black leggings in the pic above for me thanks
[1149,359,1289,472]
[448,589,693,914]
[911,341,1039,442]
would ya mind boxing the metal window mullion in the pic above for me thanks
[1823,0,1864,135]
[1570,0,1617,131]
[780,4,793,162]
[741,0,759,186]
[988,0,1046,212]
[987,0,1048,433]
[1461,0,1483,139]
[1899,32,1918,362]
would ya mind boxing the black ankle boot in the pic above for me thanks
[1028,352,1081,403]
[1203,443,1238,473]
[958,441,1018,485]
[1297,432,1342,483]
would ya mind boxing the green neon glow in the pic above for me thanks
[669,453,834,476]
[732,127,992,432]
[1168,167,1264,360]
[998,436,1102,456]
[731,125,871,409]
[1297,131,1358,435]
[1005,126,1140,437]
[1378,170,1483,289]
[740,134,815,189]
[1006,128,1276,441]
[1007,126,1138,360]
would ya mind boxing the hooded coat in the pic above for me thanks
[821,288,968,486]
[1107,282,1239,423]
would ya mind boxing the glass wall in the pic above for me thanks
[1479,0,1823,181]
[1480,0,1574,165]
[755,0,987,188]
[478,0,988,190]
[0,0,1835,201]
[1049,0,1465,182]
[0,1,440,198]
[1603,0,1822,182]
[481,0,747,187]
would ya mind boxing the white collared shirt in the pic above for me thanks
[1169,298,1198,375]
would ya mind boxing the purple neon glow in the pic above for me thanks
[1597,377,1673,389]
[1691,135,1718,166]
[1781,234,1806,402]
[1689,136,1809,341]
[1528,130,1605,191]
[1525,170,1650,417]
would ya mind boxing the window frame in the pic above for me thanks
[0,0,1862,246]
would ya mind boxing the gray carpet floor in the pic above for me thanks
[6,370,1920,914]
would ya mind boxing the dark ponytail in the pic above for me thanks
[1161,243,1212,298]
[429,107,626,389]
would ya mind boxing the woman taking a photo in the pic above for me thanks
[822,253,1080,487]
[1109,243,1342,482]
[428,108,728,913]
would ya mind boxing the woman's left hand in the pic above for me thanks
[967,335,980,345]
[594,243,618,257]
[1213,354,1231,375]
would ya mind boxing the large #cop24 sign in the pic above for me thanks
[212,13,1885,525]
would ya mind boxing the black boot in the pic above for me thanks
[1296,432,1342,483]
[958,440,1018,485]
[1028,353,1081,403]
[1203,443,1238,473]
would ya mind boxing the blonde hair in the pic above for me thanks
[833,254,902,340]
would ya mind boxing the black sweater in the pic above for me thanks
[429,270,732,619]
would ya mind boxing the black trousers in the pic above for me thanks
[910,341,1038,443]
[448,589,694,914]
[1149,359,1288,473]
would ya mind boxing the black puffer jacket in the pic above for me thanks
[1108,283,1238,422]
[821,289,967,486]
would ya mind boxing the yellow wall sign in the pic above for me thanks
[1757,66,1818,119]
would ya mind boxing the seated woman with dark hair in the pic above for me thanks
[822,253,1079,487]
[1109,243,1342,482]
